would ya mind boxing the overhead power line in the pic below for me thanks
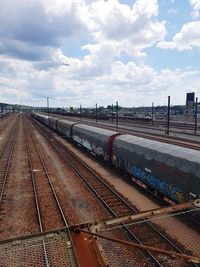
[0,83,48,98]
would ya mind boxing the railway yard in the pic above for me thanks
[0,113,200,267]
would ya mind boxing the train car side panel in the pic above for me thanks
[112,135,200,203]
[38,114,49,126]
[57,119,77,138]
[72,124,119,160]
[48,117,58,130]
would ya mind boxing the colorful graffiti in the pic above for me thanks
[73,135,104,157]
[131,165,185,203]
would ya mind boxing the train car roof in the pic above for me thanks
[114,134,200,164]
[73,123,119,136]
[48,116,58,120]
[57,119,77,126]
[36,113,49,119]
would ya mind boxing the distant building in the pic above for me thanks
[185,92,195,121]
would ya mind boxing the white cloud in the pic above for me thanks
[0,0,199,107]
[189,0,200,18]
[158,1,200,51]
[158,21,200,50]
[0,0,166,63]
[82,0,166,58]
[1,50,200,107]
[0,0,88,61]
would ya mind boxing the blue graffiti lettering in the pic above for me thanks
[131,165,184,202]
[146,175,158,188]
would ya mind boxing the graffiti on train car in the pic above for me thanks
[73,135,92,151]
[131,165,185,203]
[91,144,103,156]
[73,135,104,156]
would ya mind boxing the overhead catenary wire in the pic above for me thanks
[0,83,97,107]
[0,83,48,98]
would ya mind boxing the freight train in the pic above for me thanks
[32,113,200,204]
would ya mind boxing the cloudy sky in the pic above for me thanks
[0,0,200,108]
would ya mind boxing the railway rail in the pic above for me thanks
[109,118,200,137]
[0,113,14,136]
[31,115,197,266]
[112,117,200,132]
[0,118,18,205]
[129,119,200,131]
[45,113,200,150]
[48,112,200,134]
[23,116,79,266]
[49,112,200,132]
[81,121,200,150]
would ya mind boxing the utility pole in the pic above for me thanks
[96,103,98,123]
[80,105,82,120]
[112,104,114,123]
[195,97,198,134]
[116,101,119,131]
[1,104,3,122]
[166,96,170,135]
[152,102,154,126]
[47,97,49,120]
[1,105,2,122]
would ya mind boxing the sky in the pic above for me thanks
[0,0,200,108]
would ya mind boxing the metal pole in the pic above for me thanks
[152,102,154,126]
[116,101,119,131]
[1,105,3,122]
[195,97,198,134]
[96,103,98,123]
[47,97,49,120]
[80,105,82,120]
[112,104,114,123]
[166,96,170,135]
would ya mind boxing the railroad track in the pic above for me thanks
[31,116,196,267]
[112,119,200,136]
[0,117,18,205]
[117,119,200,131]
[24,116,79,267]
[82,121,200,150]
[0,114,15,138]
[50,112,200,132]
[48,114,200,150]
[140,120,199,130]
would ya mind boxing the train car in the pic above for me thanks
[32,113,200,203]
[35,113,49,126]
[48,117,58,131]
[57,119,77,138]
[112,135,200,203]
[32,112,39,119]
[72,124,119,160]
[33,113,41,121]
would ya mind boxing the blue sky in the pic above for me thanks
[0,0,200,107]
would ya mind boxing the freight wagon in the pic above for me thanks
[112,135,200,203]
[72,123,119,160]
[32,113,200,203]
[57,119,77,138]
